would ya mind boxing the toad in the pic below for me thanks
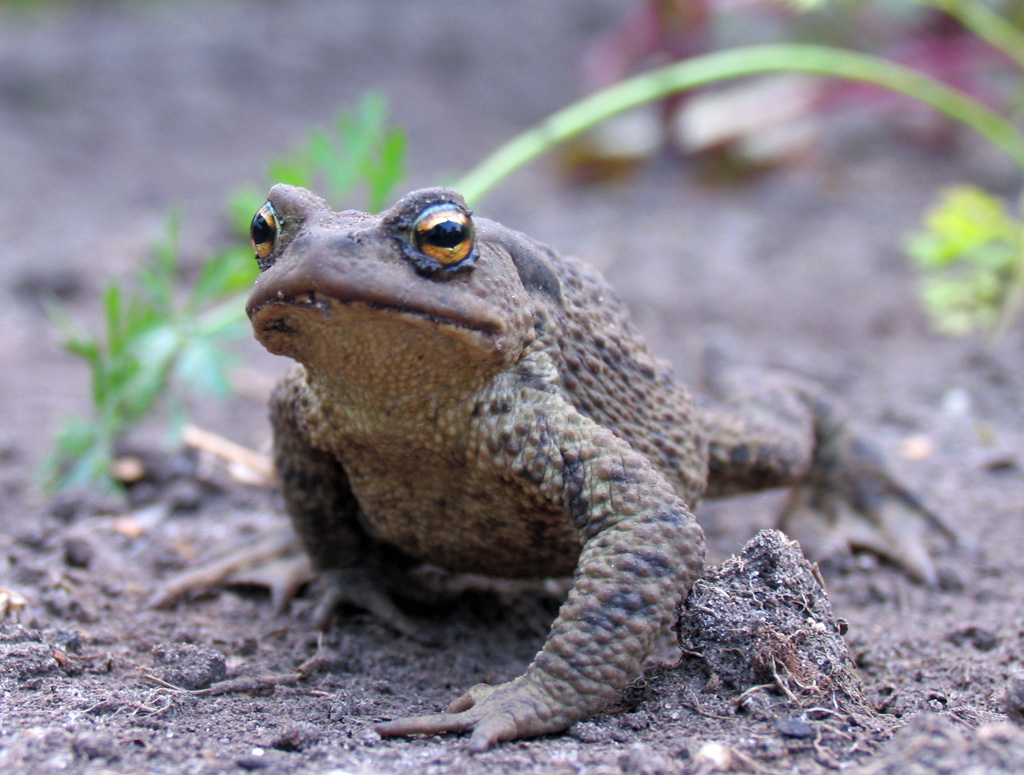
[240,185,946,750]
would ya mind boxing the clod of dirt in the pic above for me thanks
[0,625,76,687]
[267,722,322,752]
[947,625,1001,652]
[848,715,1024,775]
[71,732,121,763]
[675,529,862,708]
[13,266,84,304]
[615,742,677,774]
[151,642,227,690]
[47,490,125,524]
[0,640,60,685]
[1002,672,1024,723]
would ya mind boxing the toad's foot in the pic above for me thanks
[306,567,423,639]
[150,530,425,639]
[780,425,955,585]
[376,675,578,752]
[148,527,310,612]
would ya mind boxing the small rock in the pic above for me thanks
[351,725,382,748]
[52,630,83,655]
[863,714,1024,774]
[0,432,20,464]
[775,716,814,739]
[165,478,205,512]
[48,494,80,523]
[693,741,735,772]
[236,756,270,771]
[568,720,611,744]
[899,434,934,461]
[619,710,652,731]
[978,451,1020,473]
[111,455,147,484]
[63,536,94,568]
[48,490,123,523]
[737,690,775,721]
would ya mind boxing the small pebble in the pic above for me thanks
[52,630,83,654]
[775,717,814,739]
[235,756,270,771]
[694,741,733,771]
[63,536,94,568]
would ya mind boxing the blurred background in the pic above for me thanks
[0,0,1020,501]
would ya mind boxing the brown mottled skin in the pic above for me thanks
[245,184,943,751]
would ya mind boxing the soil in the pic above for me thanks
[1,2,1023,774]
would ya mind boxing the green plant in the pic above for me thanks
[41,211,254,493]
[44,94,407,493]
[229,91,406,224]
[907,185,1024,335]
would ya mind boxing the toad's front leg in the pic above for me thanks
[376,398,706,751]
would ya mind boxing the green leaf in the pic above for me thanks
[228,185,266,238]
[139,208,182,316]
[102,283,125,357]
[40,417,118,495]
[365,128,407,212]
[174,338,236,399]
[908,186,1017,269]
[189,245,260,312]
[907,186,1023,335]
[267,158,312,189]
[308,128,356,202]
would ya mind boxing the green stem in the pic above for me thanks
[921,0,1024,72]
[454,43,1024,204]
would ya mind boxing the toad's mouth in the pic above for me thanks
[244,246,517,365]
[248,288,501,338]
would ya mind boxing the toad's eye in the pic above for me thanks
[250,203,278,262]
[412,204,474,266]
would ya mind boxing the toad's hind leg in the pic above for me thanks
[701,370,954,584]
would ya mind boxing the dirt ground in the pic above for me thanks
[1,2,1023,773]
